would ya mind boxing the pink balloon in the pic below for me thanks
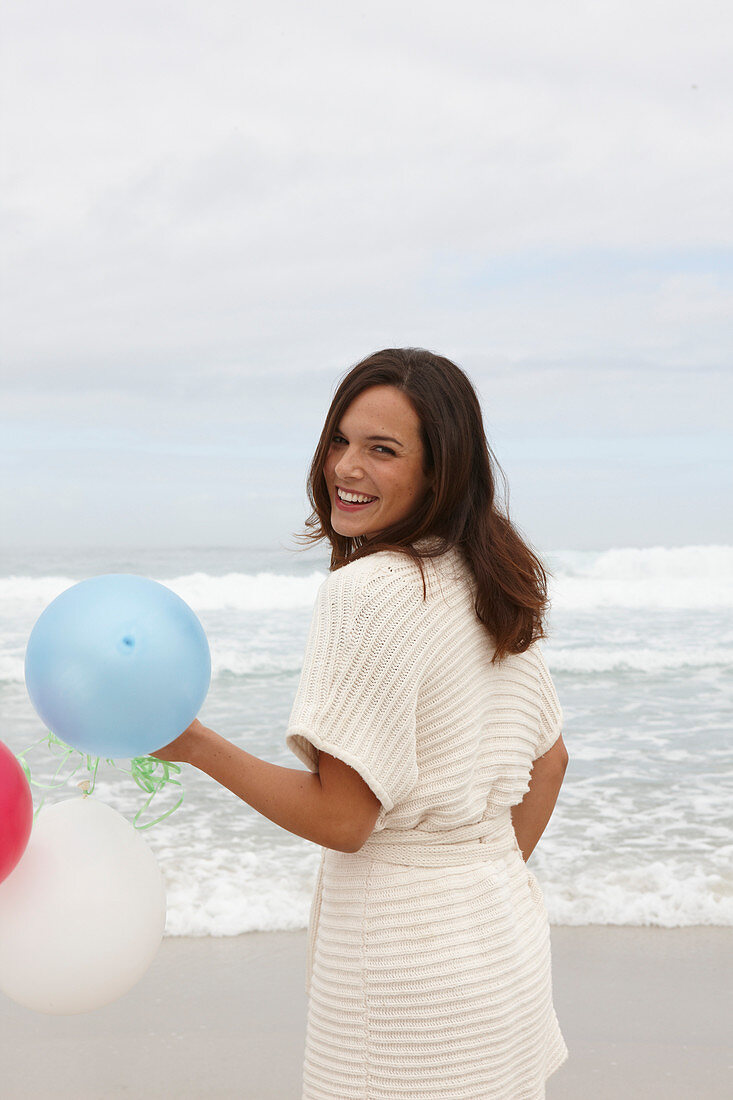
[0,740,34,884]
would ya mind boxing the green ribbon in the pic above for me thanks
[15,731,184,830]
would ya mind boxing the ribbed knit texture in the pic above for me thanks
[287,547,568,1099]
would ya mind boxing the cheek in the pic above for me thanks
[385,471,425,509]
[406,464,430,497]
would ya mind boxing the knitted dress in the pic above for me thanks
[286,545,568,1100]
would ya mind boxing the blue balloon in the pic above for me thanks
[25,575,211,759]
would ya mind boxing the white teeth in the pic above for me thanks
[337,488,376,504]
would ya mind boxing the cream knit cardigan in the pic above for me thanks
[287,546,568,1100]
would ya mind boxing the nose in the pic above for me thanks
[334,445,364,482]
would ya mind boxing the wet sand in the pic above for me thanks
[1,926,731,1098]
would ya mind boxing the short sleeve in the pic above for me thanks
[286,560,427,812]
[533,646,564,759]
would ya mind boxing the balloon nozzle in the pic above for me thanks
[77,780,91,798]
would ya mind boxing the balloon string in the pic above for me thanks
[15,732,184,830]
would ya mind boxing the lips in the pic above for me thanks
[335,485,378,511]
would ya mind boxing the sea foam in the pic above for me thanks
[549,545,733,610]
[2,545,731,930]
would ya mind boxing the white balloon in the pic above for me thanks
[0,796,166,1015]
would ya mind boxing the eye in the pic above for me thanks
[374,445,396,455]
[331,433,347,445]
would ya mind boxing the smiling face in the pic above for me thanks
[323,385,433,540]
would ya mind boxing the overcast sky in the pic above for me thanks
[1,1,731,552]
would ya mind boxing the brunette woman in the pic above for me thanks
[154,347,569,1099]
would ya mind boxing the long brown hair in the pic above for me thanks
[300,348,551,661]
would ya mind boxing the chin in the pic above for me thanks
[330,510,376,539]
[332,517,366,538]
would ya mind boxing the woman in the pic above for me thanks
[154,347,569,1099]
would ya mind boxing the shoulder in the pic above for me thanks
[521,639,554,677]
[317,550,430,623]
[505,641,561,715]
[321,549,422,592]
[496,638,547,677]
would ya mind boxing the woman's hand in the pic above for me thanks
[149,720,382,852]
[149,718,208,765]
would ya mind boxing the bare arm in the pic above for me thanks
[151,720,381,853]
[510,735,569,863]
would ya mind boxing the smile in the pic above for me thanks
[335,486,378,509]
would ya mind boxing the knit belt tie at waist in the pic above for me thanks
[305,810,524,992]
[356,808,522,868]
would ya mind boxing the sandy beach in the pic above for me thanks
[1,925,730,1099]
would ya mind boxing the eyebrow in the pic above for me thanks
[367,434,403,446]
[335,428,404,447]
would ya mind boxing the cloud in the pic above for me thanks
[1,2,731,547]
[2,2,732,386]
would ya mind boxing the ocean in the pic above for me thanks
[1,542,731,933]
